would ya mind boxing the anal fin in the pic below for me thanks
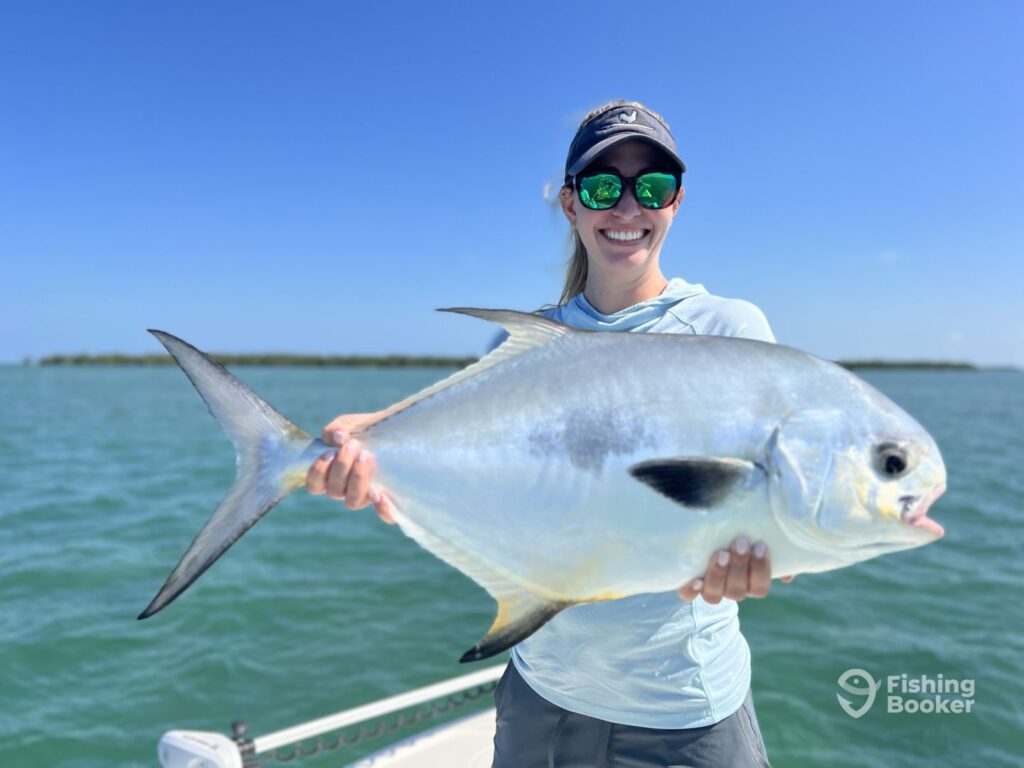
[392,510,578,663]
[460,592,574,663]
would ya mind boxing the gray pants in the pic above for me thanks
[492,663,771,768]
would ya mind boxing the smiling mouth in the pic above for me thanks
[900,483,946,537]
[600,228,650,244]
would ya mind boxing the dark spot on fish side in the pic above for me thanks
[526,407,656,473]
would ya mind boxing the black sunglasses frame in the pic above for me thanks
[573,166,682,211]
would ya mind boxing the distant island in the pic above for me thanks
[29,354,1014,371]
[836,360,978,371]
[35,353,479,368]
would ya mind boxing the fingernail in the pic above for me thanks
[331,430,346,445]
[319,450,336,462]
[753,541,766,559]
[345,439,359,454]
[369,488,381,503]
[734,537,749,556]
[691,578,704,591]
[357,450,367,464]
[717,550,731,567]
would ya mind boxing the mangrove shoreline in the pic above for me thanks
[26,354,1017,372]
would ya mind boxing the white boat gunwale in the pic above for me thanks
[156,663,506,768]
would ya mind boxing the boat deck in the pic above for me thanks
[350,709,496,767]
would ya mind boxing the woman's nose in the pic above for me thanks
[612,186,643,217]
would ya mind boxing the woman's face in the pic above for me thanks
[560,140,683,281]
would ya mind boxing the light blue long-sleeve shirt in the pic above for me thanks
[506,277,776,729]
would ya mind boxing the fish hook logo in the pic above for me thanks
[618,110,637,124]
[837,668,879,718]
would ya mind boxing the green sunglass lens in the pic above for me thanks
[635,173,677,209]
[579,174,622,210]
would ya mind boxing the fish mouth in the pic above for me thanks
[900,483,946,538]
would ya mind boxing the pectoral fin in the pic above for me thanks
[460,592,575,663]
[629,457,765,508]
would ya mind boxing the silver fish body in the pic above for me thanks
[140,310,946,661]
[371,324,943,599]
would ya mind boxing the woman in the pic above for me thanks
[306,100,782,767]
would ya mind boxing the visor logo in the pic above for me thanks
[618,110,637,124]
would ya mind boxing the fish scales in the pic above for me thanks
[369,333,786,596]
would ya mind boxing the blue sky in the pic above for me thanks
[2,2,1021,365]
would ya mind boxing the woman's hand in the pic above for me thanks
[677,537,795,604]
[305,412,395,524]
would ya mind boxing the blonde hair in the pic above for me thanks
[554,100,674,306]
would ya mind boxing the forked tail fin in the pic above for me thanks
[138,330,319,619]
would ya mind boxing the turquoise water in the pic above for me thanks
[1,366,1021,767]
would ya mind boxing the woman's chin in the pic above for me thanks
[594,247,653,269]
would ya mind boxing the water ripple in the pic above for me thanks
[1,367,1020,766]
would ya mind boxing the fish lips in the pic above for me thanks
[900,483,946,538]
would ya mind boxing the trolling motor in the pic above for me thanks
[157,725,247,768]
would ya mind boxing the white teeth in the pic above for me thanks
[603,229,647,242]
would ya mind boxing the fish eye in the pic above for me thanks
[874,442,910,479]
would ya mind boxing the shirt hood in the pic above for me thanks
[557,278,708,332]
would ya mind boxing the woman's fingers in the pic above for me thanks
[321,413,379,445]
[323,426,348,448]
[699,549,730,605]
[370,487,396,525]
[678,539,786,603]
[309,412,397,524]
[677,578,703,602]
[344,448,375,509]
[305,450,336,495]
[746,541,772,597]
[326,437,361,500]
[723,537,753,600]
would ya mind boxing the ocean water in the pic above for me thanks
[1,365,1021,767]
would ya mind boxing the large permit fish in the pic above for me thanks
[139,309,946,661]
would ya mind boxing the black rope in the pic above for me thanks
[240,681,497,767]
